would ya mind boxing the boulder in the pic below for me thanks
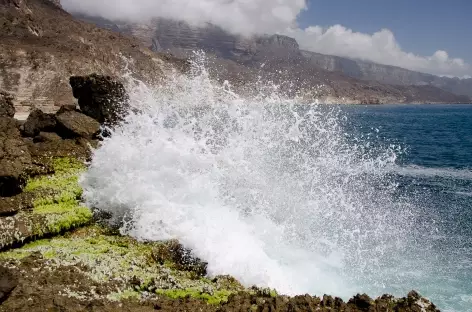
[0,117,32,196]
[0,266,17,304]
[69,74,129,126]
[55,110,100,139]
[22,109,57,137]
[0,92,15,118]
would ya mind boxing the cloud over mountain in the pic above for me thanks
[286,25,470,77]
[61,0,307,35]
[62,0,471,77]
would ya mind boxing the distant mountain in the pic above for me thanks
[301,51,472,98]
[22,12,465,105]
[75,15,472,99]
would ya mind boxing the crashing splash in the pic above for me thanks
[81,53,425,297]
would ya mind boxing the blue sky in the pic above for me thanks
[298,0,471,66]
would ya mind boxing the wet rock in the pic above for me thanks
[0,266,18,304]
[26,137,91,161]
[0,117,32,196]
[348,294,372,311]
[152,240,208,277]
[55,110,100,139]
[22,109,57,137]
[56,104,77,114]
[69,74,129,126]
[408,290,421,302]
[0,193,34,216]
[34,132,62,143]
[0,92,15,118]
[0,117,20,138]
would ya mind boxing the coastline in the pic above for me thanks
[0,74,441,311]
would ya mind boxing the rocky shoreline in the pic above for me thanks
[0,75,441,311]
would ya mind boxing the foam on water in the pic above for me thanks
[395,165,472,180]
[81,54,448,301]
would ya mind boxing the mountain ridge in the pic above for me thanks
[73,13,472,100]
[73,14,470,103]
[0,1,469,113]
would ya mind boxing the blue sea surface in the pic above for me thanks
[340,104,472,312]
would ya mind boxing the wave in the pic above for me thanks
[80,54,467,308]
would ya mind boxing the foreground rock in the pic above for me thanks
[0,117,31,196]
[0,225,440,312]
[22,109,57,137]
[0,193,34,216]
[0,157,93,249]
[0,266,17,304]
[0,92,14,118]
[56,109,100,139]
[70,74,130,126]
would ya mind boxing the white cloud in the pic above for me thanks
[284,25,470,77]
[61,0,307,35]
[61,0,470,77]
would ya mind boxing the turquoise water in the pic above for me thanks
[340,104,472,311]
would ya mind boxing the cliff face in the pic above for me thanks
[2,3,469,107]
[113,17,472,100]
[0,0,183,113]
[302,51,472,97]
[73,16,469,104]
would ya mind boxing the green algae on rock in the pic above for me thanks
[0,225,243,305]
[0,157,92,249]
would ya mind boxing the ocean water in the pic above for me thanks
[81,58,472,312]
[340,104,472,311]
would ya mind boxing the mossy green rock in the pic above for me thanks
[0,225,244,305]
[0,157,93,249]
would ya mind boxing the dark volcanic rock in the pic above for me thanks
[55,110,100,139]
[0,117,31,196]
[22,109,57,137]
[69,74,129,126]
[152,240,208,277]
[0,192,34,216]
[0,92,15,118]
[348,294,372,311]
[34,131,62,143]
[0,266,17,304]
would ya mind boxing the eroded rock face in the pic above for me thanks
[56,110,100,139]
[0,117,31,196]
[0,92,15,118]
[22,109,57,137]
[69,74,129,126]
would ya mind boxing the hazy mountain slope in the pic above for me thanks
[301,51,472,97]
[0,0,187,113]
[74,15,470,104]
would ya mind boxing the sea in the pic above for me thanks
[80,57,472,312]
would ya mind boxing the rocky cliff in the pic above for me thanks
[0,0,187,114]
[302,50,472,97]
[73,16,470,104]
[2,1,470,110]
